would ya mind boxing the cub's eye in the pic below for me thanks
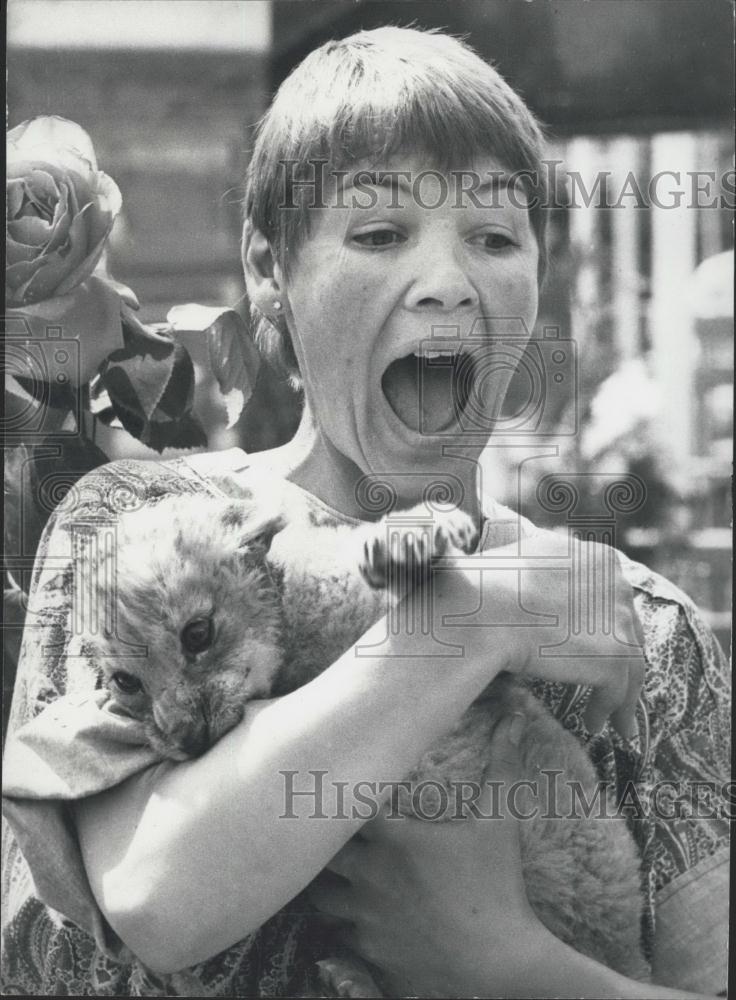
[111,671,143,695]
[181,616,214,654]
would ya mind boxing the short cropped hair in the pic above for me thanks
[244,26,549,380]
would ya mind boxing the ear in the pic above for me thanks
[236,510,288,560]
[242,221,285,315]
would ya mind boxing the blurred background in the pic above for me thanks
[7,0,733,654]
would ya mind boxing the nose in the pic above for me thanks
[404,247,479,313]
[178,723,210,758]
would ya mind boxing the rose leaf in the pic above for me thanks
[205,309,261,400]
[167,303,235,336]
[10,372,79,414]
[88,376,124,429]
[149,343,196,421]
[102,317,178,422]
[99,337,200,451]
[4,436,109,569]
[4,585,29,701]
[98,363,147,435]
[3,445,33,563]
[140,412,208,453]
[221,388,246,430]
[121,308,176,354]
[167,304,261,429]
[4,378,45,437]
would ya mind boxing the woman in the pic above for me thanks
[2,27,728,997]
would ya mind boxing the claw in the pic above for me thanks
[360,510,477,592]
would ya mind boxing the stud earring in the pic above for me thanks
[273,300,282,312]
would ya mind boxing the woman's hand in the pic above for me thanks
[431,528,646,739]
[308,713,547,998]
[308,715,716,1000]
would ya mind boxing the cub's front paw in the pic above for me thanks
[359,508,477,590]
[432,508,478,557]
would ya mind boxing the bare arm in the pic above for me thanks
[310,716,721,1000]
[515,935,718,1000]
[76,571,515,972]
[76,545,643,974]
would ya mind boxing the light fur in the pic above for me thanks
[80,477,648,983]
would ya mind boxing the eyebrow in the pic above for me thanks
[336,169,412,195]
[474,173,514,197]
[374,171,411,193]
[340,168,514,195]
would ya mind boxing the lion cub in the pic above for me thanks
[82,477,647,981]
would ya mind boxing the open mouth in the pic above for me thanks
[381,349,473,434]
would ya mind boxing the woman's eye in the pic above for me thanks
[181,616,214,654]
[352,229,405,249]
[475,232,515,251]
[111,671,143,695]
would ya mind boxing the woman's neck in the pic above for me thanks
[253,405,482,523]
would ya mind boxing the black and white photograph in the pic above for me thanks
[2,1,732,996]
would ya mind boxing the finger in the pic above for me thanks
[608,588,646,737]
[610,652,645,740]
[631,604,645,648]
[610,695,641,741]
[581,630,645,737]
[315,956,383,1000]
[583,668,626,734]
[487,711,526,781]
[613,555,645,650]
[481,712,526,820]
[481,714,527,876]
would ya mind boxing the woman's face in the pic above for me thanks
[281,154,539,507]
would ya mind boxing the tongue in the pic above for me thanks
[382,355,459,434]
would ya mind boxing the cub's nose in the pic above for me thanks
[178,724,210,758]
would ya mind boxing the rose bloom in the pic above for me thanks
[6,116,132,386]
[7,115,122,306]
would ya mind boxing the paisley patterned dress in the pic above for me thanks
[1,449,730,996]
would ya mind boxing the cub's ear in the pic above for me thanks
[232,508,288,559]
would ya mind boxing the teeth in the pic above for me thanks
[412,349,459,360]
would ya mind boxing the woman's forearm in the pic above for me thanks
[429,916,717,999]
[76,574,512,973]
[75,539,645,974]
[499,928,718,1000]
